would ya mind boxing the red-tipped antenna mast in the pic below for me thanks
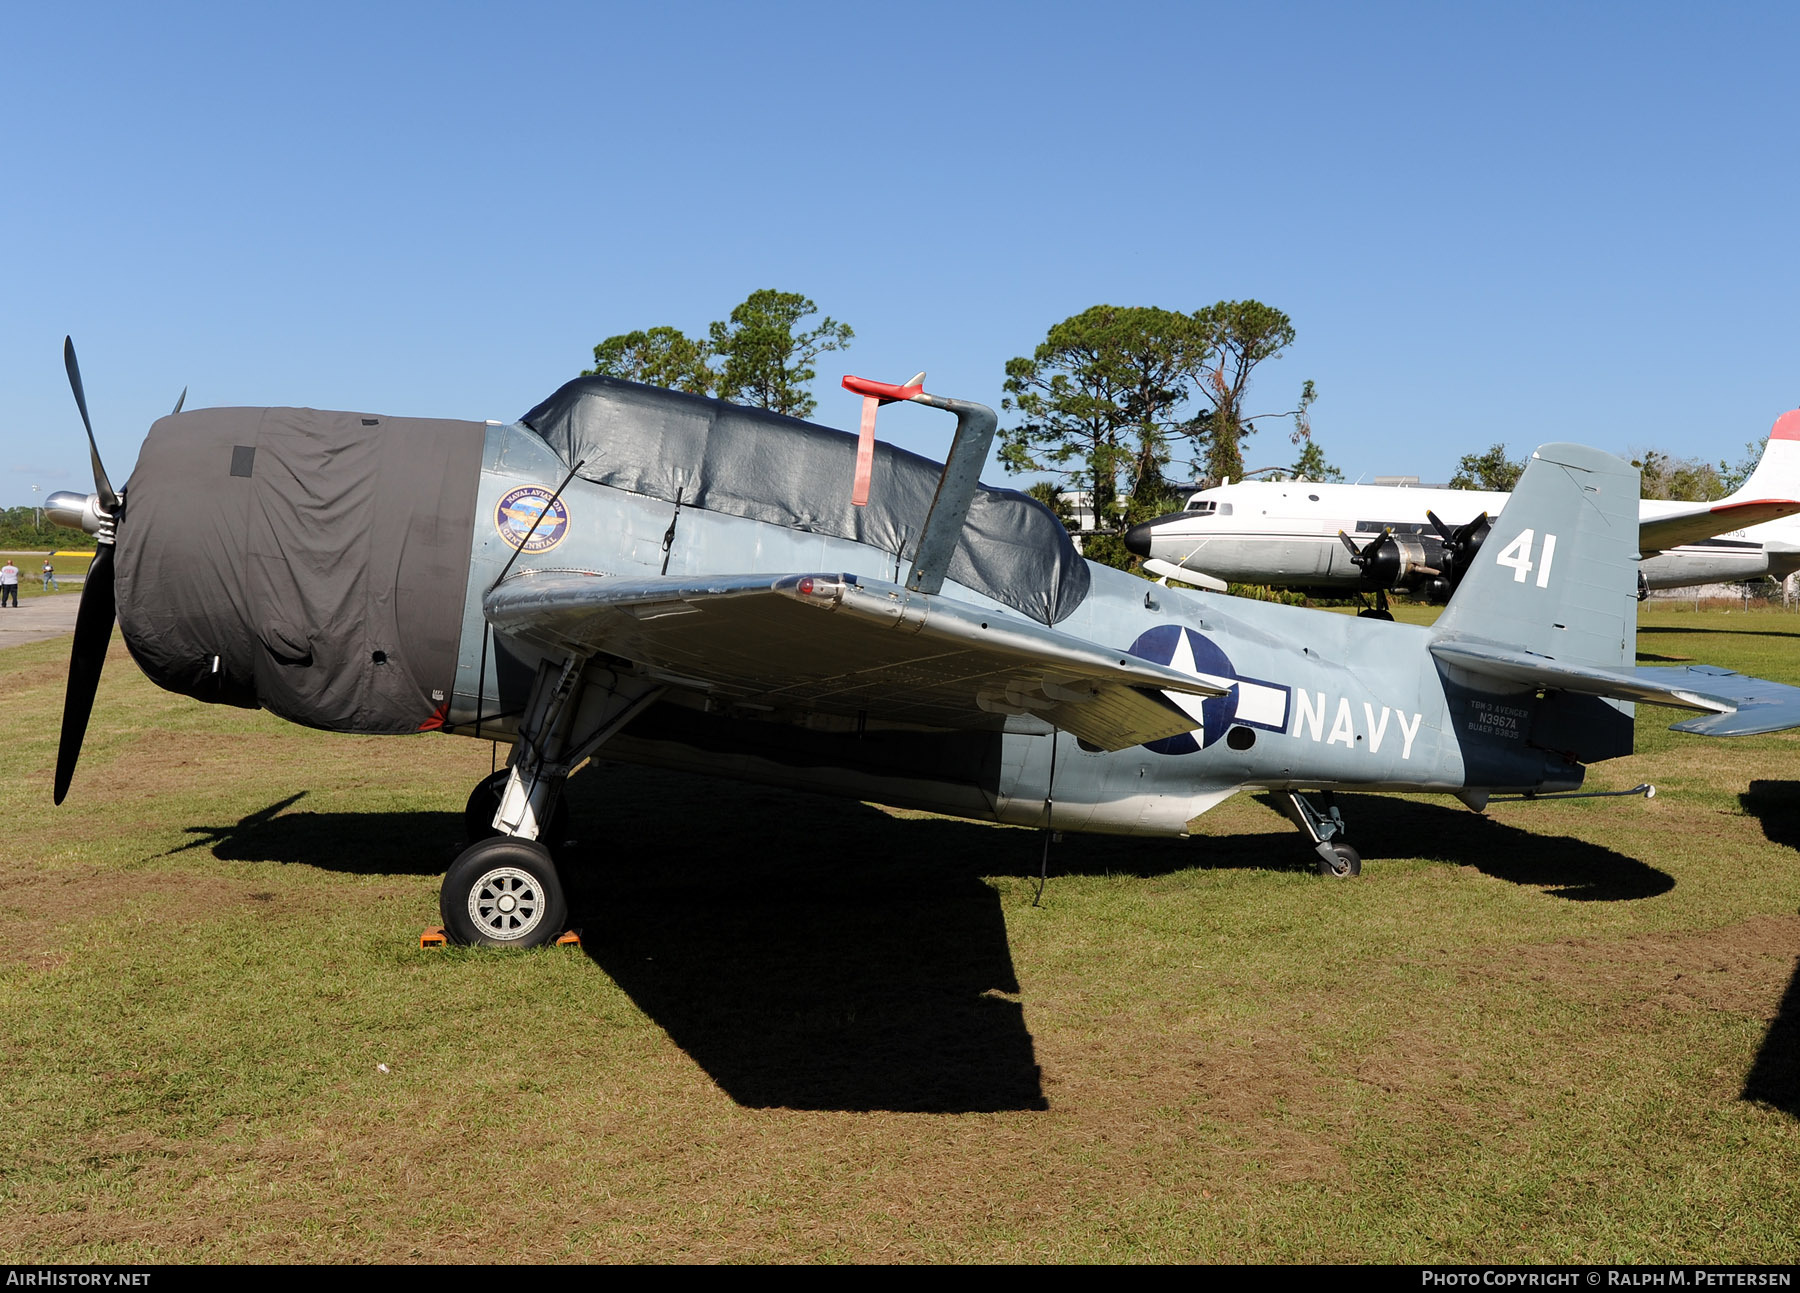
[840,372,998,596]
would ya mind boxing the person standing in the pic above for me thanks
[41,558,57,592]
[0,560,18,608]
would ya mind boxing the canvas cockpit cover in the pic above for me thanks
[521,377,1092,625]
[114,408,485,732]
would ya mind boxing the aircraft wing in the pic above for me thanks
[482,571,1227,751]
[1638,498,1800,554]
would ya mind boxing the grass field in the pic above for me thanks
[1,606,1797,1263]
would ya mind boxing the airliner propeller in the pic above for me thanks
[1426,509,1491,596]
[1335,511,1492,606]
[1336,527,1437,591]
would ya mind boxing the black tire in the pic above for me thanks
[1316,842,1361,878]
[465,769,568,845]
[464,770,509,841]
[440,837,568,948]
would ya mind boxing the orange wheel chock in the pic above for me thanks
[419,926,578,948]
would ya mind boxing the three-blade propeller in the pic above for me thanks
[1336,526,1440,595]
[52,340,186,804]
[1336,527,1376,568]
[1336,512,1491,603]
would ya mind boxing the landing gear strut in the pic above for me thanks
[465,768,567,849]
[1279,790,1361,877]
[441,654,664,947]
[1356,589,1395,622]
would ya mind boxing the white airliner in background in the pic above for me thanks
[1124,410,1800,601]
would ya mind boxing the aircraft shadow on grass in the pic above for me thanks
[554,762,1053,1113]
[1731,780,1800,1120]
[1247,793,1674,902]
[176,765,1670,1113]
[172,791,464,876]
[1639,625,1800,644]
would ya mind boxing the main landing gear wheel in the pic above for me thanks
[464,769,568,845]
[1316,842,1361,878]
[440,837,568,948]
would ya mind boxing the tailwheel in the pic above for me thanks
[465,769,568,846]
[1316,842,1361,878]
[1280,791,1362,878]
[441,836,568,948]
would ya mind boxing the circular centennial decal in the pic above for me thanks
[494,485,571,553]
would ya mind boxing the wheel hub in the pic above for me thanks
[468,865,545,941]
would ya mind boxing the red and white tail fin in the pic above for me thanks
[1725,409,1800,504]
[1636,411,1800,552]
[842,371,926,507]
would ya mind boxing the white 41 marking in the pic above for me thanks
[1495,528,1558,588]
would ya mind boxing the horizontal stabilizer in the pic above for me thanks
[1640,665,1800,736]
[1430,640,1735,714]
[485,571,1226,751]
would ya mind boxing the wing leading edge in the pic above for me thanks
[482,571,1226,752]
[1638,498,1800,555]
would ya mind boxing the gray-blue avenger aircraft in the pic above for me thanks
[46,343,1800,948]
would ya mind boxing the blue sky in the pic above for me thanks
[5,1,1797,504]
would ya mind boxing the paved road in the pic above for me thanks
[0,595,81,649]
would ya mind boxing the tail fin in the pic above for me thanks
[1432,442,1638,667]
[1724,409,1800,503]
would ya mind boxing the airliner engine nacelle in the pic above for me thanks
[1340,529,1436,592]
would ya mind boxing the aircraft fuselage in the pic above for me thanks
[445,423,1585,838]
[1124,479,1800,592]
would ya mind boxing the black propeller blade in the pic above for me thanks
[53,544,116,804]
[1427,510,1491,571]
[53,337,126,804]
[172,386,187,416]
[1417,509,1491,603]
[63,336,118,514]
